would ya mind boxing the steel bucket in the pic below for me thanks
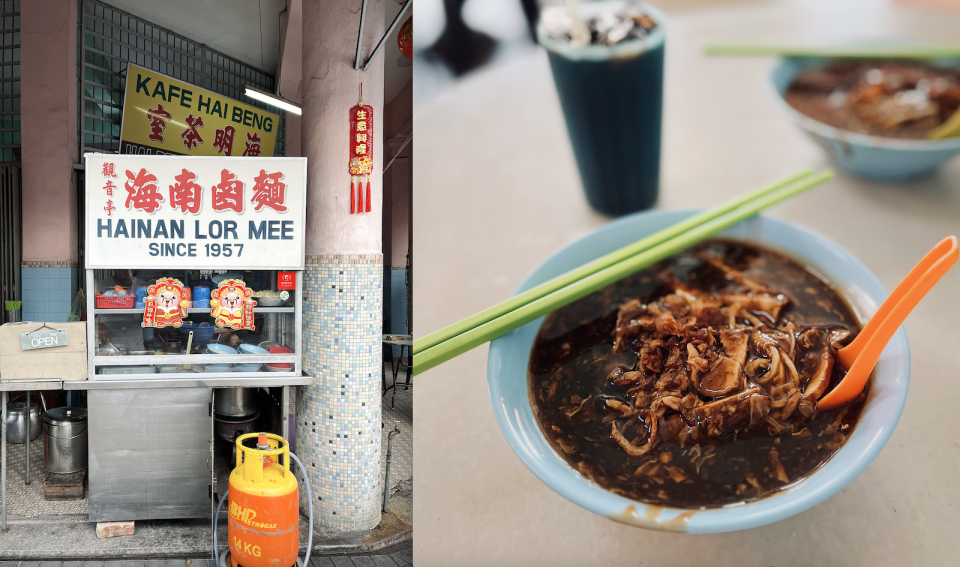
[43,407,88,473]
[214,388,258,417]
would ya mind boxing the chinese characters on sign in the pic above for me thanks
[120,64,278,157]
[181,114,205,150]
[213,126,235,155]
[87,155,305,270]
[349,102,374,214]
[242,132,262,157]
[213,169,245,213]
[169,169,203,214]
[102,165,117,216]
[105,164,289,216]
[147,104,172,142]
[251,169,287,212]
[124,168,163,213]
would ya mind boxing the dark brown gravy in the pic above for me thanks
[784,61,960,139]
[529,240,867,508]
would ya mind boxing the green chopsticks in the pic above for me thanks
[413,169,834,375]
[703,44,960,59]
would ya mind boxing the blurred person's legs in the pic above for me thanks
[424,0,497,76]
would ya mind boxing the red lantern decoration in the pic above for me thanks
[349,100,374,213]
[398,17,412,60]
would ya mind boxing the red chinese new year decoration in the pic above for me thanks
[210,279,257,331]
[349,99,374,214]
[398,17,413,60]
[142,278,191,328]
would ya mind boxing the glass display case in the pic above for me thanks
[83,153,308,382]
[88,268,301,379]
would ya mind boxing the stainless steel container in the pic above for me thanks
[214,388,257,417]
[43,407,88,473]
[5,396,43,444]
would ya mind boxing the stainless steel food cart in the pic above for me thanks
[81,154,310,522]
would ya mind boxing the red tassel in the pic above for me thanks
[365,179,371,212]
[357,178,364,212]
[350,180,356,213]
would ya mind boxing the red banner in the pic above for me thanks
[349,102,374,214]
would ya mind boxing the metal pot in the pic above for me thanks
[214,388,258,417]
[43,407,88,473]
[214,410,261,443]
[5,393,45,444]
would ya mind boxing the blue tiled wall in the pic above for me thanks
[383,269,408,358]
[21,267,78,322]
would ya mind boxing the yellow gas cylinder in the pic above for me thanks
[228,433,299,567]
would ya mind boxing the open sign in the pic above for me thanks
[19,328,69,351]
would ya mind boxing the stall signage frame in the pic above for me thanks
[85,154,307,270]
[119,64,279,157]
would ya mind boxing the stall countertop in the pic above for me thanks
[3,376,314,390]
[0,379,63,391]
[64,375,314,390]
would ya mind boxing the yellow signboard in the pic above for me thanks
[119,64,279,157]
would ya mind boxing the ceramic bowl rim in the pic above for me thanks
[238,343,269,355]
[767,57,960,151]
[205,343,239,355]
[486,210,910,533]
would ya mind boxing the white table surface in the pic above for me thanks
[413,1,960,564]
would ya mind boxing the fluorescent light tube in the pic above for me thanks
[243,85,302,115]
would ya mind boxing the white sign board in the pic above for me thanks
[85,154,307,269]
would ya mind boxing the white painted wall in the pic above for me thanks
[302,0,384,254]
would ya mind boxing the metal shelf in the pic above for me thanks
[93,354,296,365]
[66,374,313,389]
[93,307,295,314]
[0,379,63,391]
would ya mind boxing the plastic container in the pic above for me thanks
[193,286,210,300]
[179,321,215,342]
[265,346,294,370]
[96,295,135,309]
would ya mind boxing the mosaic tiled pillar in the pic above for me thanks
[297,253,383,532]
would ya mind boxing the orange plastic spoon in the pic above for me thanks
[818,236,958,411]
